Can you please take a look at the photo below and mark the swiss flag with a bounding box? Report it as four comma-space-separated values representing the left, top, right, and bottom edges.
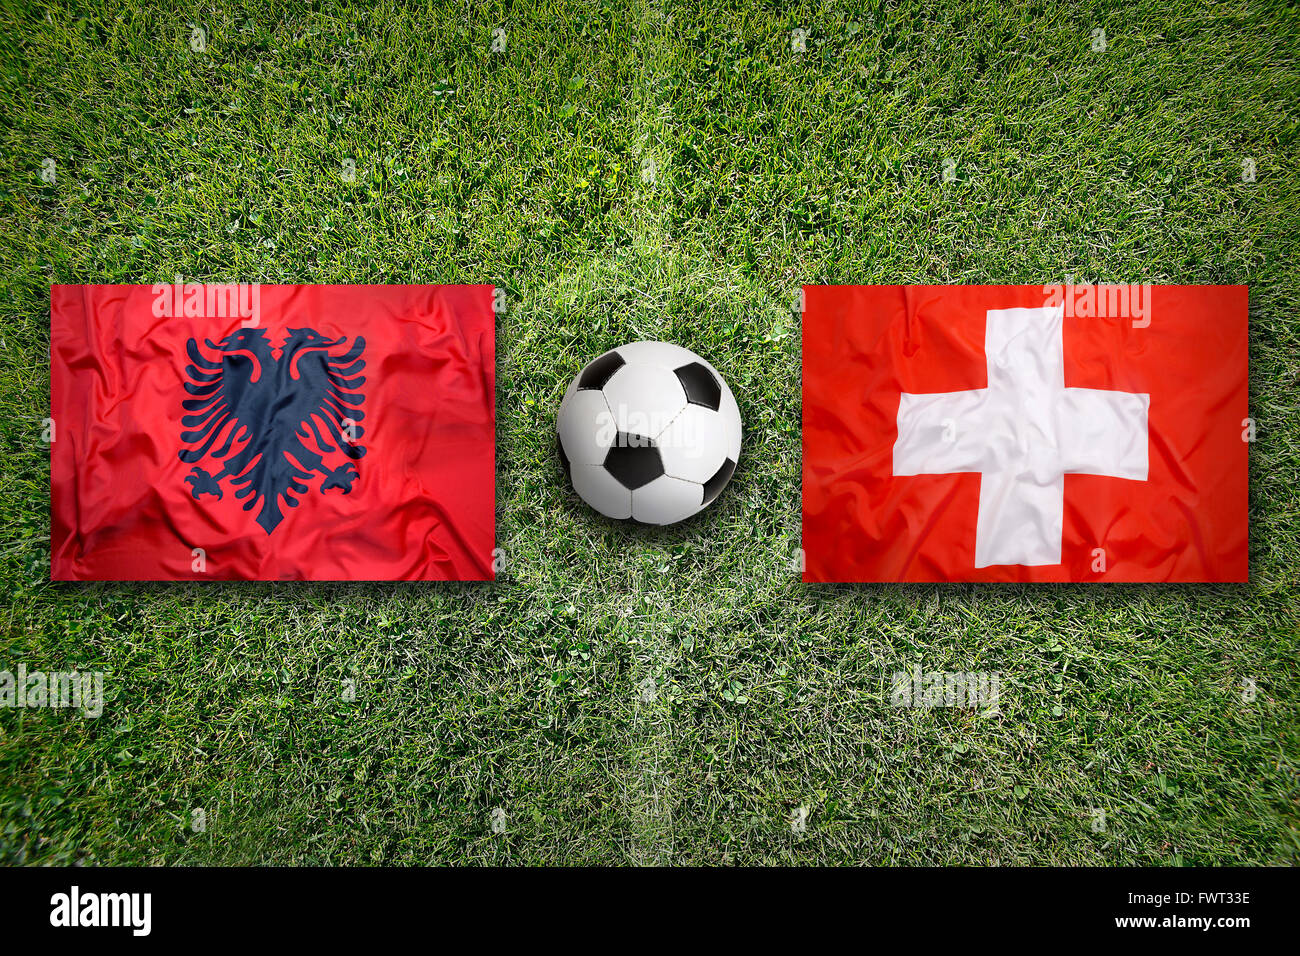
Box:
802, 285, 1249, 582
51, 284, 495, 581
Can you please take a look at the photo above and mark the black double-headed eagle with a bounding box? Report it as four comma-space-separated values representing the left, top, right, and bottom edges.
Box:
179, 327, 367, 534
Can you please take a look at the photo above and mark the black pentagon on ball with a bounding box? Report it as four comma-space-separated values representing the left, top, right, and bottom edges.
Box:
673, 362, 722, 411
577, 350, 625, 390
603, 433, 663, 490
702, 457, 736, 505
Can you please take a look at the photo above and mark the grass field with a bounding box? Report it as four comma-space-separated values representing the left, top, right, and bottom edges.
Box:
1, 0, 1298, 865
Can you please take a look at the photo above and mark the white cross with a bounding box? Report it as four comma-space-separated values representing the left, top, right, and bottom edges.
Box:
893, 305, 1149, 567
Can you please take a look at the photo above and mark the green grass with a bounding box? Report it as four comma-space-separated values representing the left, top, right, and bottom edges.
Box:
1, 0, 1298, 864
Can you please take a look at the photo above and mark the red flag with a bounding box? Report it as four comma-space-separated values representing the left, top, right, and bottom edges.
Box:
802, 285, 1248, 582
51, 284, 495, 580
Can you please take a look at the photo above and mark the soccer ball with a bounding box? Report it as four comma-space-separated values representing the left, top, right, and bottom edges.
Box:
557, 341, 742, 525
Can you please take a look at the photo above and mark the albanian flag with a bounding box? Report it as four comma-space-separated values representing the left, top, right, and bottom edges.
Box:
802, 285, 1249, 582
51, 284, 495, 580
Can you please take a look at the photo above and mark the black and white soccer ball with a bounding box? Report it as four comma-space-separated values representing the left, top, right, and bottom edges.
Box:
557, 341, 742, 524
